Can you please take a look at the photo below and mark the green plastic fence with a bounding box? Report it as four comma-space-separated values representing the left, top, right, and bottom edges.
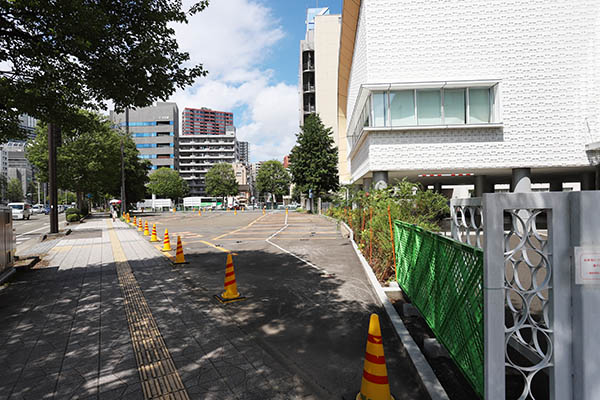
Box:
394, 220, 484, 398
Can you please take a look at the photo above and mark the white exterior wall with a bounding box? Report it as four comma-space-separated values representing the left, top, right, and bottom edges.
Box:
346, 0, 600, 181
314, 15, 341, 146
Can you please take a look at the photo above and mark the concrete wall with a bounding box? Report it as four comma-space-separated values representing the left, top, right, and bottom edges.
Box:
345, 0, 600, 182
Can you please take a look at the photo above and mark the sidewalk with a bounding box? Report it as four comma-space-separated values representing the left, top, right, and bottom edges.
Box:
0, 219, 320, 400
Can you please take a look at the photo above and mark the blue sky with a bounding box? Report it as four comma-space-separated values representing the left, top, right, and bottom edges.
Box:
169, 0, 342, 163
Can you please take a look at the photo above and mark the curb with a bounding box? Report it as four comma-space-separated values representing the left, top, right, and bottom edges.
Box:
339, 220, 449, 400
0, 268, 16, 285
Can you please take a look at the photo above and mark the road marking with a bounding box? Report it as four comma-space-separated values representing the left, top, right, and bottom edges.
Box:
107, 220, 189, 400
266, 225, 330, 275
199, 240, 235, 254
212, 213, 269, 240
17, 220, 68, 237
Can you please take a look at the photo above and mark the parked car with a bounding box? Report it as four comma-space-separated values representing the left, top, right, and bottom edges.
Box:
8, 202, 32, 220
32, 204, 46, 214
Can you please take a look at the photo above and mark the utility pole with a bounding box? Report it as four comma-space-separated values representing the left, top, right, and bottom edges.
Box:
48, 123, 59, 233
121, 108, 129, 216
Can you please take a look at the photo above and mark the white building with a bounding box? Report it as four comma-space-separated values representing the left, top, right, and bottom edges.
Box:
178, 125, 239, 196
338, 0, 600, 192
299, 8, 344, 178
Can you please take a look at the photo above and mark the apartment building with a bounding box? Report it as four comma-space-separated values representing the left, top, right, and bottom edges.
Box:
178, 125, 239, 196
110, 102, 179, 171
238, 141, 249, 164
338, 0, 600, 191
182, 107, 233, 135
299, 7, 343, 177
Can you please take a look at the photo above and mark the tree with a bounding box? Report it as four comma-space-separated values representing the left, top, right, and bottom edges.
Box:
7, 178, 23, 202
26, 112, 151, 208
0, 0, 208, 140
147, 168, 189, 200
0, 174, 7, 201
205, 163, 238, 205
289, 114, 339, 202
256, 161, 290, 203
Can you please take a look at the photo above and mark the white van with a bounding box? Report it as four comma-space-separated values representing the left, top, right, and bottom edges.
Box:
8, 202, 32, 220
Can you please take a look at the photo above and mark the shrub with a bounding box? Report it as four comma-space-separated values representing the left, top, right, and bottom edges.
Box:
66, 213, 81, 222
65, 207, 81, 216
329, 179, 449, 282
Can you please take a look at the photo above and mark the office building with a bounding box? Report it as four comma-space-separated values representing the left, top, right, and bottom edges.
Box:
238, 141, 249, 164
299, 7, 343, 177
178, 125, 239, 196
3, 142, 33, 199
338, 0, 600, 191
110, 102, 179, 171
182, 107, 233, 135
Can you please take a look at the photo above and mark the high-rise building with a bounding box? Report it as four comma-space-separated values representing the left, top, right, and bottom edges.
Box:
110, 102, 179, 171
178, 125, 239, 196
3, 142, 33, 200
182, 107, 233, 135
338, 0, 600, 191
238, 141, 249, 164
299, 7, 342, 175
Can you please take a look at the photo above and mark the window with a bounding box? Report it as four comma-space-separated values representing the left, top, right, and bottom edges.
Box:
417, 90, 441, 125
444, 89, 466, 124
372, 92, 387, 126
390, 91, 415, 126
469, 88, 490, 123
136, 143, 156, 148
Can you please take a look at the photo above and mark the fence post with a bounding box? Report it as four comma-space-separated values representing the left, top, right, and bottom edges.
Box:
388, 204, 396, 270
482, 194, 505, 400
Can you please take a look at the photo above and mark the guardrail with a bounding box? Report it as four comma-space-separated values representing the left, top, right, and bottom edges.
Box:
394, 220, 484, 397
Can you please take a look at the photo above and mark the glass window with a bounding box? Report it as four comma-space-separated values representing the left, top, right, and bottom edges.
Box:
469, 88, 490, 123
417, 90, 442, 125
371, 92, 387, 127
444, 89, 465, 124
390, 91, 415, 126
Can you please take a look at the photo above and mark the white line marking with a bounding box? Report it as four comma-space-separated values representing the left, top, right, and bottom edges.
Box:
265, 223, 330, 275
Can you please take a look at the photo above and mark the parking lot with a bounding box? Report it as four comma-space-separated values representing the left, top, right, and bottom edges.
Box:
129, 209, 428, 399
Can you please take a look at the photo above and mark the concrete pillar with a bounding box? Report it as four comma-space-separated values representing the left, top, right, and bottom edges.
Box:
474, 175, 490, 197
511, 168, 531, 193
550, 180, 563, 192
581, 172, 595, 191
363, 177, 373, 192
372, 171, 389, 190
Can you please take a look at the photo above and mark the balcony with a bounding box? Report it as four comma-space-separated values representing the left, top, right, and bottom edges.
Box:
303, 83, 315, 93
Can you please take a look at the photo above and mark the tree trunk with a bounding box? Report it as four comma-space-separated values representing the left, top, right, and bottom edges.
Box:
76, 191, 84, 210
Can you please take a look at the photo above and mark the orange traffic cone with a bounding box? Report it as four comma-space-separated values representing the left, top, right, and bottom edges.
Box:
198, 209, 201, 216
161, 229, 172, 251
126, 213, 130, 223
173, 236, 188, 264
132, 215, 136, 226
143, 221, 149, 236
137, 218, 143, 231
262, 207, 265, 215
214, 253, 245, 304
234, 209, 237, 216
150, 223, 159, 242
356, 314, 394, 400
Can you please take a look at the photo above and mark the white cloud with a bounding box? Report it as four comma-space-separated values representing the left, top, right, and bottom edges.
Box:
169, 0, 299, 162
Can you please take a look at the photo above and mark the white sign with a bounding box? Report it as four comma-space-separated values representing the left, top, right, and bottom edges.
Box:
574, 247, 600, 285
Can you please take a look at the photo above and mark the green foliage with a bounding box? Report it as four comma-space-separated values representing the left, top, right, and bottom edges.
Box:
146, 168, 188, 200
205, 163, 238, 198
26, 112, 151, 207
7, 178, 23, 202
66, 213, 81, 222
289, 114, 339, 198
59, 192, 77, 205
65, 208, 80, 216
327, 180, 449, 281
256, 160, 290, 201
0, 0, 208, 141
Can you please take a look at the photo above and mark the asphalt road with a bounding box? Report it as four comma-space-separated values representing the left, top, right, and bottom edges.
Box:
131, 209, 429, 399
13, 213, 67, 255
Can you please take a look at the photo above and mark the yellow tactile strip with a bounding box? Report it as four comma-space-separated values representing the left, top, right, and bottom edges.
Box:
107, 221, 190, 400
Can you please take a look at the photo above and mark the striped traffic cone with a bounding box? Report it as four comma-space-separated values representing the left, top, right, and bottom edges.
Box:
198, 209, 201, 216
262, 207, 266, 215
137, 218, 143, 232
150, 224, 159, 242
161, 229, 172, 252
126, 213, 130, 223
143, 221, 149, 236
234, 209, 237, 216
356, 314, 394, 400
173, 236, 188, 264
132, 215, 137, 226
214, 253, 245, 304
